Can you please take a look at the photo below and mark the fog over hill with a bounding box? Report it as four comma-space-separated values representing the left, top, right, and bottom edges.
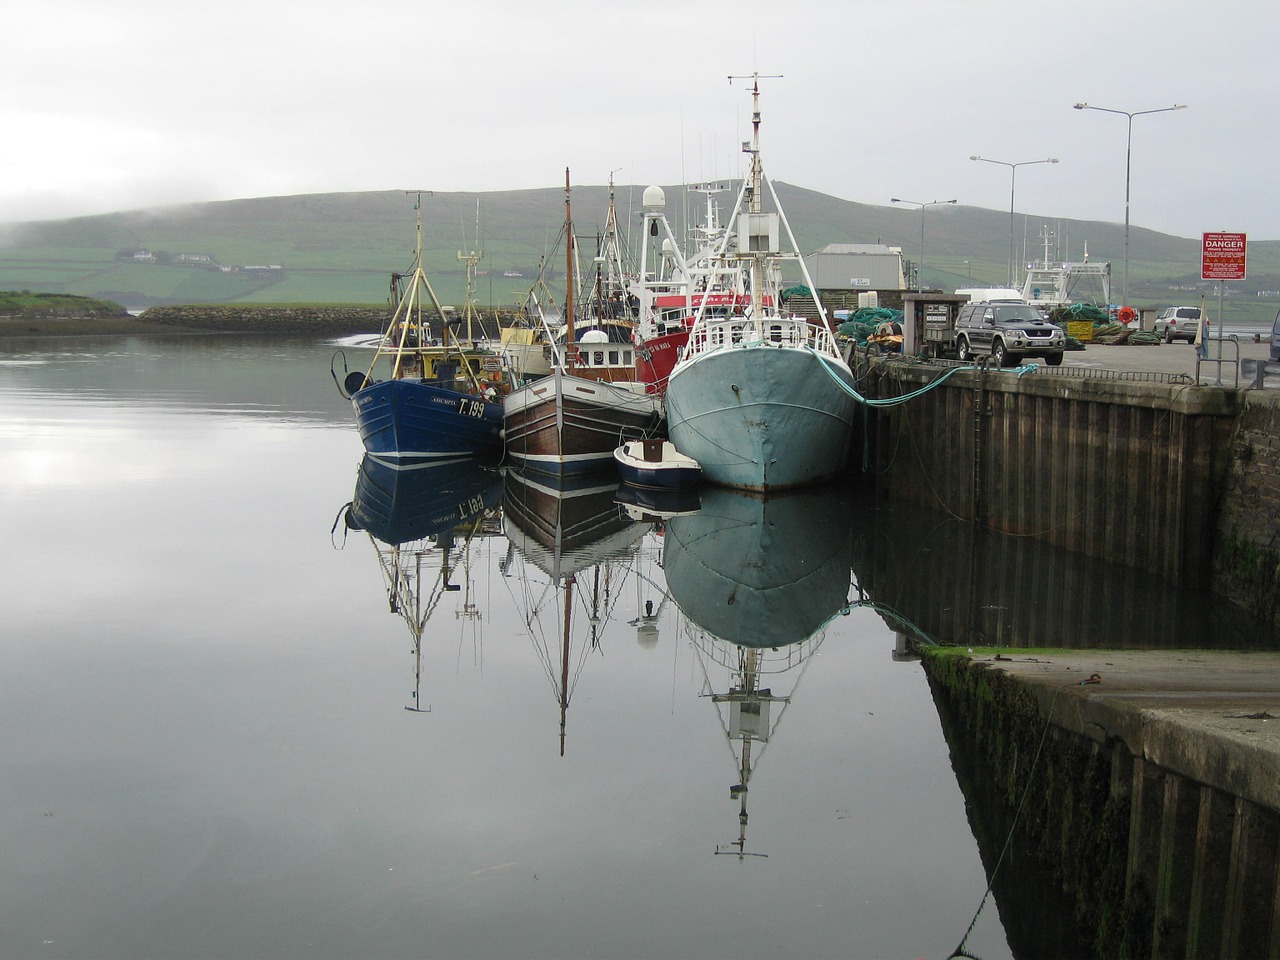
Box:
2, 186, 1276, 317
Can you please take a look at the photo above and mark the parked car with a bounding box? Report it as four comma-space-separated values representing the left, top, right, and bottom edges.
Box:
954, 300, 1065, 367
1153, 306, 1202, 343
1272, 308, 1280, 362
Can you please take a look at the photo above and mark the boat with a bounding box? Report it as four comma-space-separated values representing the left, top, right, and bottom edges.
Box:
662, 76, 859, 491
338, 194, 508, 467
340, 455, 504, 711
565, 174, 644, 386
613, 438, 701, 490
631, 182, 745, 396
1019, 227, 1112, 314
501, 468, 649, 753
503, 171, 662, 477
504, 178, 642, 390
662, 484, 855, 859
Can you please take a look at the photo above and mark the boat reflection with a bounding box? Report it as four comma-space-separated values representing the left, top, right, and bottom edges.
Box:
663, 485, 856, 858
343, 456, 504, 710
613, 481, 701, 524
501, 469, 650, 754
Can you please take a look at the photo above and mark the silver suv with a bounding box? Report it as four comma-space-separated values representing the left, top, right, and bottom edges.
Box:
955, 301, 1065, 367
1153, 306, 1201, 343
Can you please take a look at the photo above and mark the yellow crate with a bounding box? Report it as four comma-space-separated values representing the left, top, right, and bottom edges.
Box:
1067, 320, 1094, 342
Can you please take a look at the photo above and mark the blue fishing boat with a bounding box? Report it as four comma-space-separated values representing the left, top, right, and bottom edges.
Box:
339, 195, 508, 467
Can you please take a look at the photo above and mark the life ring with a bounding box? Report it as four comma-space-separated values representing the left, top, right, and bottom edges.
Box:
1117, 306, 1136, 325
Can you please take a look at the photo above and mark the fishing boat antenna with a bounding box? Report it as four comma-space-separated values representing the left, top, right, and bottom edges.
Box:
563, 168, 576, 374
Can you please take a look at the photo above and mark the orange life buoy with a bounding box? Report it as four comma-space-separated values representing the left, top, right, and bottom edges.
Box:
1117, 306, 1136, 325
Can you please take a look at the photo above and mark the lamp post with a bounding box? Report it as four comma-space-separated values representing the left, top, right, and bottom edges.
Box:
968, 156, 1058, 289
890, 197, 957, 292
1072, 102, 1187, 311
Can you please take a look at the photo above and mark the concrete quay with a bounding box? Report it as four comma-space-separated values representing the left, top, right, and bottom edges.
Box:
925, 648, 1280, 957
961, 649, 1280, 814
1061, 338, 1275, 384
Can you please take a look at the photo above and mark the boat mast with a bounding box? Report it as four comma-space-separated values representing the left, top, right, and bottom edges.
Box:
564, 168, 576, 374
560, 574, 573, 757
711, 645, 779, 860
457, 199, 483, 347
734, 74, 770, 330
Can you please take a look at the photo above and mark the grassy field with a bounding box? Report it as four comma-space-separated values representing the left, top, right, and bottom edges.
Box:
3, 185, 1278, 322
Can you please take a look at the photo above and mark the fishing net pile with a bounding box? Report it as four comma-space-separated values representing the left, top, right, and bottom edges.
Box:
1049, 303, 1110, 324
1049, 303, 1160, 346
838, 307, 904, 349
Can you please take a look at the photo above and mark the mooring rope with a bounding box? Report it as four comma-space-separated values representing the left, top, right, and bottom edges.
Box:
810, 347, 1041, 407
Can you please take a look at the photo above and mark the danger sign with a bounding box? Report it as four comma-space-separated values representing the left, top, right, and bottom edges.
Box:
1202, 232, 1247, 280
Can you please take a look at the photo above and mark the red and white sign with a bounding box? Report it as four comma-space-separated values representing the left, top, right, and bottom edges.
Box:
1202, 231, 1247, 281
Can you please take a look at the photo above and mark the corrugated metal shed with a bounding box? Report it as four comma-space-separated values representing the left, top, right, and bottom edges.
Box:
804, 243, 907, 291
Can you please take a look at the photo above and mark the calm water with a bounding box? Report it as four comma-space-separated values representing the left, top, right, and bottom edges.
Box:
1, 335, 1268, 960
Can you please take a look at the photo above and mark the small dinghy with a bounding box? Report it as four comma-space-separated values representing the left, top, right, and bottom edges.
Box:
613, 438, 701, 491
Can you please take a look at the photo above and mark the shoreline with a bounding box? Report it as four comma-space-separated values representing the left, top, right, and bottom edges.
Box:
0, 308, 387, 340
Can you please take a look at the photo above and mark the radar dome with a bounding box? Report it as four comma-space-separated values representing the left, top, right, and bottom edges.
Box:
642, 185, 666, 211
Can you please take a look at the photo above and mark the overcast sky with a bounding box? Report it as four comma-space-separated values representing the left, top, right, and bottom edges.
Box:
3, 0, 1275, 240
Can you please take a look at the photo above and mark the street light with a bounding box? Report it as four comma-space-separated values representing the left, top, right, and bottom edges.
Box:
969, 156, 1058, 288
1072, 102, 1187, 310
890, 197, 957, 291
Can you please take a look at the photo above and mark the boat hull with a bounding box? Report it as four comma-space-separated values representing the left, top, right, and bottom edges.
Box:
613, 439, 701, 490
504, 369, 662, 477
664, 344, 857, 491
352, 378, 504, 466
635, 328, 688, 395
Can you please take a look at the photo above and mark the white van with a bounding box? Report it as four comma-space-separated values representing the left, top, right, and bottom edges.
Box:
954, 287, 1026, 304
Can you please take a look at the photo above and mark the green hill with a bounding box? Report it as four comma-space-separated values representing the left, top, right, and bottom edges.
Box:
2, 185, 1278, 323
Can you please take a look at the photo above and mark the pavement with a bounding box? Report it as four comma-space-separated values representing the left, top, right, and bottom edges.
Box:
968, 650, 1280, 812
1060, 337, 1277, 386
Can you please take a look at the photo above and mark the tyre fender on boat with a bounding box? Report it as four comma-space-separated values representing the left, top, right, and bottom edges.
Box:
344, 371, 371, 395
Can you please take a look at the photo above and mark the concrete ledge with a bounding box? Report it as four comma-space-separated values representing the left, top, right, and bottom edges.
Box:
960, 650, 1280, 814
860, 354, 1244, 416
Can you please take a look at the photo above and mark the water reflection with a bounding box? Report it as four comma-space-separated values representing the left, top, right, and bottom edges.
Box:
340, 456, 504, 710
664, 486, 855, 649
500, 470, 649, 754
848, 499, 1278, 650
21, 335, 1280, 958
664, 487, 857, 860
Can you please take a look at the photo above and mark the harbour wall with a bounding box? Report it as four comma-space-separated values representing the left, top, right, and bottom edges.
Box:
923, 651, 1280, 959
852, 355, 1280, 627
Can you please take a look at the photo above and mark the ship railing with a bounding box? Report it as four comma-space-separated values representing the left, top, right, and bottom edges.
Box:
685, 316, 838, 360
